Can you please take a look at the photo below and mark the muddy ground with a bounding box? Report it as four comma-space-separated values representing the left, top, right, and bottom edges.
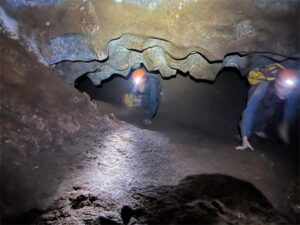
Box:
0, 34, 299, 225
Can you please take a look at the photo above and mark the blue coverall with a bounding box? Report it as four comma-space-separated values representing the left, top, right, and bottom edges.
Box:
141, 73, 161, 119
131, 72, 161, 119
240, 80, 299, 137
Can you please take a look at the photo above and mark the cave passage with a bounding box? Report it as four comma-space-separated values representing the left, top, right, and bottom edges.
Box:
75, 69, 300, 218
1, 34, 299, 224
1, 0, 300, 223
76, 70, 248, 140
76, 69, 299, 149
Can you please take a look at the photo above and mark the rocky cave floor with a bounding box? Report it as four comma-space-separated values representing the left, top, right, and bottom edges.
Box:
1, 34, 300, 225
8, 113, 300, 225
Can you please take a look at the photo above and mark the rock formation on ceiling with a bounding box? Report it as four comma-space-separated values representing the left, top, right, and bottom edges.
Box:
1, 0, 299, 85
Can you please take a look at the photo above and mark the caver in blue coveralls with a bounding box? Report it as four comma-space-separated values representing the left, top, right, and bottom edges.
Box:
141, 73, 161, 119
131, 72, 161, 119
240, 80, 299, 138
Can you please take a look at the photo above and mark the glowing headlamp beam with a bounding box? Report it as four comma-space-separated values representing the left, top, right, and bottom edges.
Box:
284, 79, 295, 87
134, 77, 141, 85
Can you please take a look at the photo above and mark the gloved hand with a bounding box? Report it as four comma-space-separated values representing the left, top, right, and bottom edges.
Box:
235, 136, 254, 151
278, 122, 290, 144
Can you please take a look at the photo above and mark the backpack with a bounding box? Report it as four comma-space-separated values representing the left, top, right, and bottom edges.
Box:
247, 63, 285, 85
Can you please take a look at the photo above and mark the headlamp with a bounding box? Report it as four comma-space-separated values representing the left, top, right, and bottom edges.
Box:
279, 69, 298, 89
134, 77, 141, 85
284, 78, 296, 87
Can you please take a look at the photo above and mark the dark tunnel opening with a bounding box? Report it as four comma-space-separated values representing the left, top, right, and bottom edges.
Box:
75, 69, 248, 138
75, 68, 299, 153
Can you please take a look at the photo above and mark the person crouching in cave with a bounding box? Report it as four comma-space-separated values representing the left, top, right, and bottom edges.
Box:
129, 66, 161, 125
236, 64, 299, 151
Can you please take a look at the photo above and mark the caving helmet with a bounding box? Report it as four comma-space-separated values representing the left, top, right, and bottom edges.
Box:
132, 67, 146, 86
275, 69, 298, 99
278, 69, 298, 88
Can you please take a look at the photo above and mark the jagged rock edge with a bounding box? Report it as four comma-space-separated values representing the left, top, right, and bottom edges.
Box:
107, 33, 218, 62
54, 37, 222, 84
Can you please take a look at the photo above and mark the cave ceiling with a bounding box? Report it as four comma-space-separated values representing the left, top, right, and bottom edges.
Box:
1, 0, 299, 84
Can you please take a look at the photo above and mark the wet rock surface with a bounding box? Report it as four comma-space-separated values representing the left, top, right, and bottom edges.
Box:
0, 34, 299, 224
